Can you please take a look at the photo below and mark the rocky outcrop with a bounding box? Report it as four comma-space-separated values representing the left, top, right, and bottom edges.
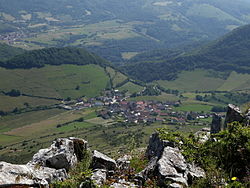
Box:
0, 161, 67, 187
0, 137, 88, 187
139, 133, 205, 188
116, 155, 132, 169
146, 132, 176, 159
90, 169, 107, 186
211, 113, 222, 134
91, 150, 117, 171
110, 179, 138, 188
223, 104, 250, 128
28, 137, 88, 171
194, 128, 210, 143
224, 104, 244, 129
0, 133, 208, 188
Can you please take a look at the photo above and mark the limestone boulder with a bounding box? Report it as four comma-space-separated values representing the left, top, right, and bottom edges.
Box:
110, 179, 138, 188
28, 137, 88, 171
0, 161, 67, 187
91, 150, 117, 171
146, 132, 176, 159
90, 169, 107, 187
224, 104, 244, 128
157, 147, 188, 187
117, 155, 132, 169
194, 128, 210, 143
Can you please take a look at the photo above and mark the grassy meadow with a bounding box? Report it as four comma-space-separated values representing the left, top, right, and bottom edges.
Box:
156, 69, 250, 92
0, 64, 110, 99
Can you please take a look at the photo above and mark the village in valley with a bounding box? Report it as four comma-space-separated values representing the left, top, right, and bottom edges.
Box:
60, 89, 214, 128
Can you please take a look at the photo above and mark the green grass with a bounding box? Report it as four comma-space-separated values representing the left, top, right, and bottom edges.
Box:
218, 71, 250, 91
0, 94, 59, 112
129, 93, 179, 102
0, 108, 209, 164
110, 70, 128, 87
0, 134, 21, 144
156, 69, 225, 92
156, 69, 250, 92
56, 121, 94, 132
14, 20, 141, 50
0, 109, 65, 134
0, 64, 110, 99
121, 52, 139, 60
182, 92, 212, 99
118, 82, 143, 94
186, 4, 241, 23
175, 103, 213, 112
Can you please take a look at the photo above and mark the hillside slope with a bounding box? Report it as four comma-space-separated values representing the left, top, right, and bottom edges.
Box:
0, 43, 25, 61
122, 24, 250, 82
0, 45, 143, 100
1, 0, 250, 61
1, 47, 109, 69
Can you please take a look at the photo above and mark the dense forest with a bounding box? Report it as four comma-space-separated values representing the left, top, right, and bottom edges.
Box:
0, 47, 109, 69
0, 43, 25, 61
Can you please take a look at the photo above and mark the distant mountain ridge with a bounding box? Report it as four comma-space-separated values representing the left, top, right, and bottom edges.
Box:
122, 24, 250, 82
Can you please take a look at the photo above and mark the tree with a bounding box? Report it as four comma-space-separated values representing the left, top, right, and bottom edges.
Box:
211, 106, 226, 112
6, 89, 21, 97
196, 95, 203, 101
75, 85, 80, 90
65, 97, 71, 101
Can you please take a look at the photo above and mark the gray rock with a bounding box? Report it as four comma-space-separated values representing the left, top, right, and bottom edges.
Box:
28, 137, 88, 171
211, 113, 222, 134
194, 128, 210, 143
117, 155, 132, 169
91, 169, 107, 187
224, 104, 244, 129
110, 179, 138, 188
136, 156, 157, 180
186, 163, 206, 181
157, 147, 188, 186
146, 132, 176, 159
0, 161, 67, 187
91, 150, 117, 170
169, 183, 183, 188
140, 133, 206, 187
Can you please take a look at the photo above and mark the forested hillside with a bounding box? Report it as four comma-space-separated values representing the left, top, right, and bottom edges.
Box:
0, 47, 109, 69
0, 43, 25, 61
122, 24, 250, 82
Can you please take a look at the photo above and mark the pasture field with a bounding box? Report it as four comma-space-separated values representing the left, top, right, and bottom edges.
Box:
118, 82, 143, 94
129, 93, 179, 102
14, 20, 143, 50
0, 94, 59, 112
121, 52, 139, 60
0, 64, 110, 99
156, 69, 250, 92
175, 103, 213, 113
